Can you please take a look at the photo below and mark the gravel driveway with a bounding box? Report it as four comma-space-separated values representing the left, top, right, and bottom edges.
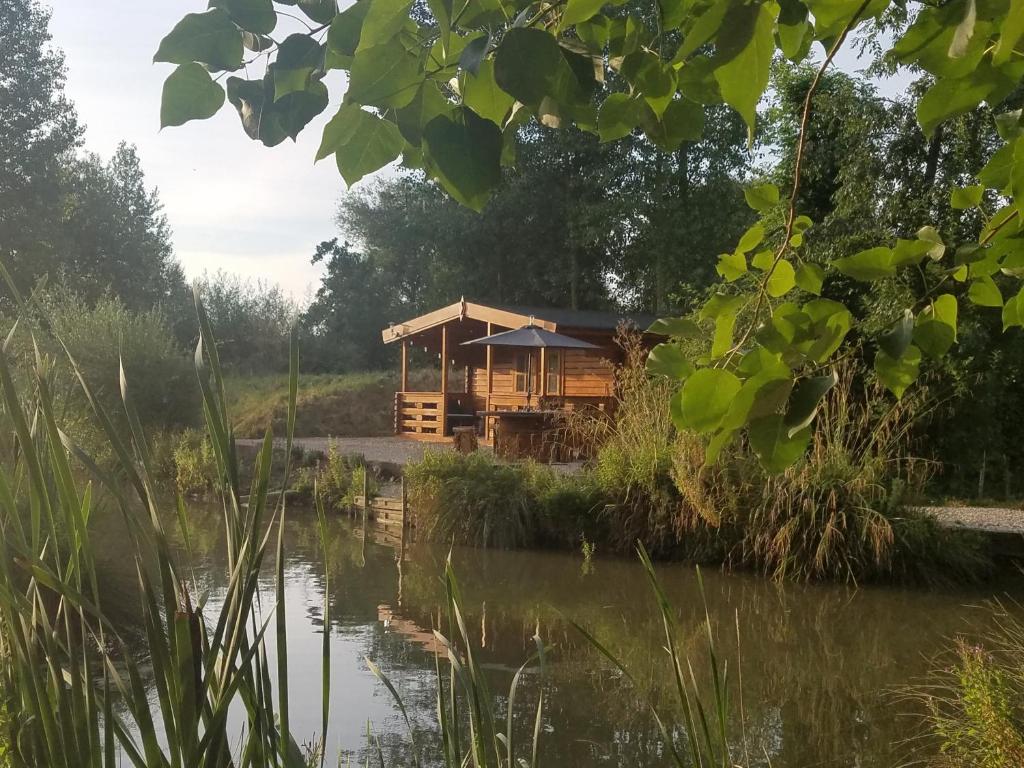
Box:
923, 506, 1024, 535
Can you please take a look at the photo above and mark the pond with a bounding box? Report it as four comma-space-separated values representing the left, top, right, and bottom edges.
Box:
92, 505, 1020, 767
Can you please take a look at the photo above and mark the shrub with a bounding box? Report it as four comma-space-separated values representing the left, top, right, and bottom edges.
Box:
290, 443, 375, 512
173, 428, 217, 495
922, 609, 1024, 768
405, 451, 605, 549
729, 364, 990, 583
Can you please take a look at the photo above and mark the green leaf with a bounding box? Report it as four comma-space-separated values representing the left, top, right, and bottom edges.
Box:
463, 60, 514, 126
1002, 286, 1024, 329
422, 107, 502, 211
357, 0, 412, 51
916, 225, 946, 260
917, 59, 1022, 139
154, 9, 243, 71
874, 345, 921, 399
833, 246, 894, 281
748, 414, 811, 473
721, 366, 792, 431
298, 0, 338, 24
209, 0, 276, 34
495, 28, 584, 107
716, 251, 747, 281
598, 93, 641, 142
890, 238, 934, 267
646, 343, 695, 379
227, 75, 288, 145
327, 0, 370, 63
347, 40, 422, 108
737, 223, 764, 253
951, 184, 985, 209
160, 63, 226, 128
879, 309, 914, 359
743, 183, 779, 212
328, 106, 404, 185
712, 2, 776, 142
647, 316, 702, 337
559, 0, 607, 30
458, 34, 489, 75
967, 274, 1004, 307
395, 81, 452, 146
994, 0, 1024, 64
766, 258, 796, 297
784, 370, 837, 436
677, 368, 742, 433
640, 98, 704, 150
914, 294, 958, 358
795, 263, 824, 294
801, 299, 852, 362
273, 34, 323, 100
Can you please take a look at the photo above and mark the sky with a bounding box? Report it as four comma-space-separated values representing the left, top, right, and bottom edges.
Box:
46, 2, 908, 302
48, 1, 363, 301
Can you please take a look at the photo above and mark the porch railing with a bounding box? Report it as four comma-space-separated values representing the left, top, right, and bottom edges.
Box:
394, 392, 444, 437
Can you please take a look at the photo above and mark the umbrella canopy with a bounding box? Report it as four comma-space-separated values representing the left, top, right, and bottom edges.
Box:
461, 324, 598, 349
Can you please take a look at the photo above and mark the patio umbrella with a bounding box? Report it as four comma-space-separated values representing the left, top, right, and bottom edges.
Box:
461, 323, 598, 402
460, 324, 599, 350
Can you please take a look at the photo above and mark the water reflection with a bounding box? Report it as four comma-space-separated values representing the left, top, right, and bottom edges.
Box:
91, 504, 1020, 767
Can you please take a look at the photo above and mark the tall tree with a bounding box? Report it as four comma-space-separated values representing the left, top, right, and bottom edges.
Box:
0, 0, 82, 289
62, 143, 185, 309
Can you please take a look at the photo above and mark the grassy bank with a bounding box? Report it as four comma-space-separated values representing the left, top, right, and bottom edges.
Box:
225, 368, 434, 438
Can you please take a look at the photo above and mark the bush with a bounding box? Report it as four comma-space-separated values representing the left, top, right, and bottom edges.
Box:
563, 333, 991, 583
290, 443, 375, 512
405, 451, 605, 549
173, 429, 217, 495
922, 608, 1024, 768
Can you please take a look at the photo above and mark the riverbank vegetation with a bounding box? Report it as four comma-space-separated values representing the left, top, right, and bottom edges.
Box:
406, 332, 991, 584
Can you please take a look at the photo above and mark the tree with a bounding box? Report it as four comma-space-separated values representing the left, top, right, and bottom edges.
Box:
154, 0, 1024, 472
0, 0, 82, 289
301, 238, 397, 371
194, 271, 298, 374
61, 143, 185, 310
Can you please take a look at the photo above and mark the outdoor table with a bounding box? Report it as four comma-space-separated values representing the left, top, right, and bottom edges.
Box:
477, 410, 562, 461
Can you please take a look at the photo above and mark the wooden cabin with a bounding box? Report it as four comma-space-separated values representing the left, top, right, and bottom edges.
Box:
382, 299, 655, 442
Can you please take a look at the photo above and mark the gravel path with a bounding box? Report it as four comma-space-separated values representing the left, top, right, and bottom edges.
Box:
922, 506, 1024, 535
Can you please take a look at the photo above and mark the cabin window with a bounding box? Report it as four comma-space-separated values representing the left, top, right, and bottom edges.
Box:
512, 351, 537, 393
545, 350, 561, 395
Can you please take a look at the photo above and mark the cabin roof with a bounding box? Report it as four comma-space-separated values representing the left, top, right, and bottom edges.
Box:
382, 299, 656, 344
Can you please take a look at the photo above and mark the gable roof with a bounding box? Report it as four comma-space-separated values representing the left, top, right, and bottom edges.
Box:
381, 299, 655, 344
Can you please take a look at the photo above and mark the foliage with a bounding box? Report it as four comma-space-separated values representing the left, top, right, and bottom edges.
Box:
922, 608, 1024, 768
290, 443, 377, 511
194, 270, 299, 374
405, 450, 605, 549
300, 238, 399, 372
173, 428, 219, 494
155, 0, 1024, 474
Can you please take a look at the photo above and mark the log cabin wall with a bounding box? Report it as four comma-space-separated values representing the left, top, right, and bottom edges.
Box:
562, 347, 616, 397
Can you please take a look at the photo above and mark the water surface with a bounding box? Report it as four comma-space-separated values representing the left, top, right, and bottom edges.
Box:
93, 506, 1019, 767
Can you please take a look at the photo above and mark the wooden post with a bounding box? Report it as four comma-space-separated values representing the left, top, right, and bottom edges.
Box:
440, 324, 448, 435
400, 474, 408, 559
400, 340, 408, 392
485, 322, 493, 439
539, 347, 547, 397
362, 468, 369, 526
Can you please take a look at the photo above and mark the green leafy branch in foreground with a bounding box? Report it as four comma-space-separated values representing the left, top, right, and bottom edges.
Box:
152, 0, 1024, 471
